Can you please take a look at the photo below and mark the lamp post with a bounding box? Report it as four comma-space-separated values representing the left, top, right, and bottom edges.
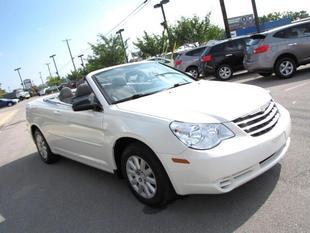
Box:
154, 0, 171, 49
14, 67, 25, 89
219, 0, 231, 38
49, 54, 60, 78
45, 63, 52, 77
116, 29, 128, 63
251, 0, 260, 33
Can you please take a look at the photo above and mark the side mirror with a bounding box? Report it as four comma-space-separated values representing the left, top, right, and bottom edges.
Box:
72, 94, 102, 112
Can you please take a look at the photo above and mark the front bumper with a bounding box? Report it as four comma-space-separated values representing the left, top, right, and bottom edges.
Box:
159, 103, 291, 195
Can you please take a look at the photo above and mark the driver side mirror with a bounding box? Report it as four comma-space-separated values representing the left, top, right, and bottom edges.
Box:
72, 93, 102, 112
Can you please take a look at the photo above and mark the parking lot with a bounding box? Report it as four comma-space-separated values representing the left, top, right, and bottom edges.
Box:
0, 67, 310, 233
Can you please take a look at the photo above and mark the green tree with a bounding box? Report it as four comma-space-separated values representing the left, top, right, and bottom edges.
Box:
170, 14, 224, 47
46, 76, 63, 86
134, 14, 224, 57
0, 88, 5, 97
133, 32, 165, 58
86, 35, 127, 72
259, 11, 309, 23
66, 68, 85, 81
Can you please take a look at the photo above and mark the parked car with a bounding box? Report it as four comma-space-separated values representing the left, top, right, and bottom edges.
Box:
44, 86, 60, 95
15, 90, 30, 100
244, 20, 310, 78
0, 98, 19, 108
200, 36, 250, 80
26, 61, 291, 207
174, 46, 207, 79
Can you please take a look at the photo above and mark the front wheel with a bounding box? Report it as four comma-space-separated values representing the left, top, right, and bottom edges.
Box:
7, 102, 13, 107
275, 57, 296, 79
186, 67, 199, 79
121, 143, 176, 207
216, 64, 233, 80
34, 130, 59, 164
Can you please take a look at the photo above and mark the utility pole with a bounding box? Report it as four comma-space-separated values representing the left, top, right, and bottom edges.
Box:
251, 0, 260, 33
39, 72, 44, 85
45, 63, 52, 77
219, 0, 231, 38
154, 0, 171, 50
78, 54, 85, 68
14, 67, 25, 89
116, 29, 128, 63
63, 38, 77, 72
49, 54, 60, 78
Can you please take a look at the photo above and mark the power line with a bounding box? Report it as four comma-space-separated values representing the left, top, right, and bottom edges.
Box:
104, 0, 150, 36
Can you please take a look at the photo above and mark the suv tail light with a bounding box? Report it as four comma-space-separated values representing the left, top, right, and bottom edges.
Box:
254, 44, 269, 54
201, 55, 212, 62
175, 59, 182, 65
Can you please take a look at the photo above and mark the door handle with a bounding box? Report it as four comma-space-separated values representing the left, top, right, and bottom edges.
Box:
225, 54, 233, 57
53, 110, 62, 116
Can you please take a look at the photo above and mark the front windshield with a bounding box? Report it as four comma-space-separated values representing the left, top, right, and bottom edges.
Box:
93, 62, 194, 104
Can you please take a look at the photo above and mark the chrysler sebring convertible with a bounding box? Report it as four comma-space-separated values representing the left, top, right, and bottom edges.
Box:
26, 62, 291, 206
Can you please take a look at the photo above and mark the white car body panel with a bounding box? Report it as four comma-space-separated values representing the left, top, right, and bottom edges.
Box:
26, 62, 291, 196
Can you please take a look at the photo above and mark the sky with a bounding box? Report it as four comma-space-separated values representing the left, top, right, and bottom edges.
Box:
0, 0, 309, 91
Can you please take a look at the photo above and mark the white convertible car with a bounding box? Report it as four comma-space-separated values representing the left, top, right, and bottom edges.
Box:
26, 62, 291, 206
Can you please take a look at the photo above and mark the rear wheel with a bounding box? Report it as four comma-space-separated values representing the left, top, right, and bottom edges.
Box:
34, 129, 59, 164
121, 143, 176, 207
216, 64, 233, 80
275, 57, 296, 79
7, 102, 13, 107
186, 66, 199, 79
259, 72, 272, 77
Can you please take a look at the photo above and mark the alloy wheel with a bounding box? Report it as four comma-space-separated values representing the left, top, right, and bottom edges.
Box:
36, 133, 48, 160
279, 60, 294, 77
219, 66, 232, 80
126, 155, 157, 199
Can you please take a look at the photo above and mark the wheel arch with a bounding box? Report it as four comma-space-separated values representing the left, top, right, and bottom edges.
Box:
274, 53, 298, 68
30, 124, 42, 141
113, 137, 156, 177
185, 65, 198, 72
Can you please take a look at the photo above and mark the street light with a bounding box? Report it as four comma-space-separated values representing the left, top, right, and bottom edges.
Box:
45, 63, 52, 77
154, 0, 171, 50
116, 29, 128, 63
14, 67, 25, 89
49, 54, 60, 78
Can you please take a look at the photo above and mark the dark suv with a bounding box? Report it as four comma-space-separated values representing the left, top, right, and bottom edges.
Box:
200, 36, 250, 80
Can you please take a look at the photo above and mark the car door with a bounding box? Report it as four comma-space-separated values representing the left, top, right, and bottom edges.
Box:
219, 40, 242, 70
295, 23, 310, 64
0, 100, 5, 107
52, 103, 110, 170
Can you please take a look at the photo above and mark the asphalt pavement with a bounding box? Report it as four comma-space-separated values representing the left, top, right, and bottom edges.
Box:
0, 67, 310, 233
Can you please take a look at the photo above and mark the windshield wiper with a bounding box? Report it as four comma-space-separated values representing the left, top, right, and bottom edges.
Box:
113, 91, 160, 104
167, 82, 191, 90
155, 72, 181, 76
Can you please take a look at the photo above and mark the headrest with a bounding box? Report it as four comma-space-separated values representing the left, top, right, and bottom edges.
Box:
59, 87, 73, 100
111, 76, 127, 87
75, 83, 92, 97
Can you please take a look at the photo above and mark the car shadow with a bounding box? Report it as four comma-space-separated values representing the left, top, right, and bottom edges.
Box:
0, 153, 281, 233
241, 67, 310, 89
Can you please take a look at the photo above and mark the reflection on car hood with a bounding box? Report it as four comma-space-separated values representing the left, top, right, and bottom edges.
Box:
116, 80, 271, 123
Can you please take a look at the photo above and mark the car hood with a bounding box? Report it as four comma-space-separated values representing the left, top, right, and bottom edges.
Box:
116, 80, 271, 123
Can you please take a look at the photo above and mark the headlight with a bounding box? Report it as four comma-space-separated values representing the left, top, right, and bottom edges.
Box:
170, 121, 235, 150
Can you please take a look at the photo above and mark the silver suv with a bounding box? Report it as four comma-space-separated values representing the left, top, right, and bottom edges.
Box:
244, 20, 310, 78
174, 46, 207, 79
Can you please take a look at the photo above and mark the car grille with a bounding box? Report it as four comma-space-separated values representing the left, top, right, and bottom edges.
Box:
233, 100, 280, 137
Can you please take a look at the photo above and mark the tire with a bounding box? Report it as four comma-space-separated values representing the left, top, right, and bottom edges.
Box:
34, 129, 59, 164
121, 142, 176, 207
259, 72, 272, 77
275, 57, 296, 79
186, 66, 199, 80
7, 102, 13, 107
216, 64, 233, 80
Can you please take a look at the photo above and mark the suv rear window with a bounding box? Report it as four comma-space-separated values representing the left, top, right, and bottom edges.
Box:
185, 47, 206, 56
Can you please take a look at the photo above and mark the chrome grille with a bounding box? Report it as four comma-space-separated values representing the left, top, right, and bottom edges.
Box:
233, 101, 280, 137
